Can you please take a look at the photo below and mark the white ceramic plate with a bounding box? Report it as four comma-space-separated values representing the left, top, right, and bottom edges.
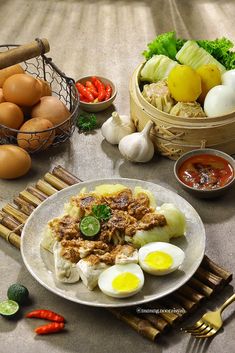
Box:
21, 178, 206, 307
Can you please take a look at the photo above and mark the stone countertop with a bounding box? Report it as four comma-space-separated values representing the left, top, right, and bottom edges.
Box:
0, 1, 235, 352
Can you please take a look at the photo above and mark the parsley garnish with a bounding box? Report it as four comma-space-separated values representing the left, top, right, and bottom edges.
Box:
92, 204, 112, 221
77, 113, 97, 132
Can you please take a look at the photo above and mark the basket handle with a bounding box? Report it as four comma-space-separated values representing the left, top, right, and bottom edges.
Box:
0, 38, 50, 69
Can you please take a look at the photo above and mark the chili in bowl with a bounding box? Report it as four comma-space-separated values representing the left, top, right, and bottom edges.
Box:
76, 75, 117, 112
174, 149, 235, 198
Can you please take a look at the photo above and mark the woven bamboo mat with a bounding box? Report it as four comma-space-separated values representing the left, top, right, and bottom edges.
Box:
0, 165, 233, 341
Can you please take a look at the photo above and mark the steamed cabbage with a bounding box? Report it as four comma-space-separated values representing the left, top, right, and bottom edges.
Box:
128, 203, 186, 248
140, 54, 178, 82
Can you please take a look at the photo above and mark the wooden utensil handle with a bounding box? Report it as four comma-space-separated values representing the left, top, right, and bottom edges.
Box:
0, 38, 50, 69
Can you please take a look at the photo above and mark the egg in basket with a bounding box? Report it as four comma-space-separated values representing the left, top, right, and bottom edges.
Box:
0, 38, 79, 153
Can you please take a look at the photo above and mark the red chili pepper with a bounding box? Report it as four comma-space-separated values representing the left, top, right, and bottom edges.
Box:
91, 76, 106, 102
76, 82, 94, 102
85, 81, 98, 98
105, 84, 112, 100
35, 322, 65, 335
80, 94, 90, 103
26, 309, 65, 323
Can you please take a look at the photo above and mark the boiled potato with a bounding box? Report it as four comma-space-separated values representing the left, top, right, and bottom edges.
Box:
94, 184, 129, 196
168, 65, 201, 102
17, 117, 55, 152
0, 145, 31, 179
197, 64, 221, 103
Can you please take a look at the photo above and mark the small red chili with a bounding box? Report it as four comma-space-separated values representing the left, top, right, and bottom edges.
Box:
35, 322, 65, 335
105, 84, 112, 100
26, 309, 65, 323
76, 82, 94, 102
91, 76, 106, 102
86, 81, 98, 98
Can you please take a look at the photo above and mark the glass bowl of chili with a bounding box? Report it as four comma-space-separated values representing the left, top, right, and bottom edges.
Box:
75, 75, 117, 112
174, 148, 235, 198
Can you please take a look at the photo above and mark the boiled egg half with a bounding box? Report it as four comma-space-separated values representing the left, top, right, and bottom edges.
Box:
98, 263, 144, 298
138, 242, 185, 276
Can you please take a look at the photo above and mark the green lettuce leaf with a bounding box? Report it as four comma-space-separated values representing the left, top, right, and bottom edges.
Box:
143, 32, 235, 70
143, 31, 178, 60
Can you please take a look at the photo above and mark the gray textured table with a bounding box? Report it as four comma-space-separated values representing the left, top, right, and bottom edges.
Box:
0, 1, 235, 352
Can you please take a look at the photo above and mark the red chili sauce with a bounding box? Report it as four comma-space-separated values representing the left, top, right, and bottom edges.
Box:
178, 154, 234, 190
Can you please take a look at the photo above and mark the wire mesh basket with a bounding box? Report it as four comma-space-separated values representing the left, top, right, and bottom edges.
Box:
0, 38, 79, 153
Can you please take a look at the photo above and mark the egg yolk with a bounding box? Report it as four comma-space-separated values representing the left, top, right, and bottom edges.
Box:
112, 272, 140, 292
144, 251, 173, 270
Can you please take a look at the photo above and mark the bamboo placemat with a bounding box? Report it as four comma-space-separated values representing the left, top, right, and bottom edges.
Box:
0, 165, 233, 341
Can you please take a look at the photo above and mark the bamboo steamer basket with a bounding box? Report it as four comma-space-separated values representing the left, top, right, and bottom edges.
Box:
130, 63, 235, 160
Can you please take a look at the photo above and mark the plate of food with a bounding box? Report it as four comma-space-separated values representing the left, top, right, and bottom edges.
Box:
21, 178, 205, 307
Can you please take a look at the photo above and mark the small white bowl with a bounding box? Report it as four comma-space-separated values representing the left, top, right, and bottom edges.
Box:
76, 76, 117, 112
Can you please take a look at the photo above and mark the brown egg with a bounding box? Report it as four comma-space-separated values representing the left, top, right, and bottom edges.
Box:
0, 64, 25, 88
17, 117, 55, 152
0, 88, 5, 103
37, 78, 52, 97
31, 96, 70, 127
0, 145, 31, 179
0, 102, 24, 131
3, 73, 42, 106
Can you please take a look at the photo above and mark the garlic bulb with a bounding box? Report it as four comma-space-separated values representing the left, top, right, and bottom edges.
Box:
118, 121, 155, 163
101, 111, 136, 145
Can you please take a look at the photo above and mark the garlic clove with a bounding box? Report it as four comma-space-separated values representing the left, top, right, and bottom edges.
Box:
101, 111, 136, 145
118, 120, 155, 163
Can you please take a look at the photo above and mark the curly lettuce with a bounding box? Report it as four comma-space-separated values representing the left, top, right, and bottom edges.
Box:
143, 31, 235, 70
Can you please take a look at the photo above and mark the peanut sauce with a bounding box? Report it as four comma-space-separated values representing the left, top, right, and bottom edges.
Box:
178, 154, 234, 190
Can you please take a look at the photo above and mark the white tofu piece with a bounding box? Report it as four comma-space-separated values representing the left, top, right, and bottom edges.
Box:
53, 242, 80, 283
114, 245, 139, 265
77, 258, 109, 290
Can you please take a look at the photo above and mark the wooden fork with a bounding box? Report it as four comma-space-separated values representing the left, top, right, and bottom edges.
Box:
182, 293, 235, 338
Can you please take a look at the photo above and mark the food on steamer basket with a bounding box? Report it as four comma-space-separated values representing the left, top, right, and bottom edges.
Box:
0, 64, 25, 87
0, 145, 31, 179
168, 65, 202, 102
140, 32, 235, 118
142, 80, 175, 113
196, 64, 221, 103
31, 96, 70, 127
138, 242, 185, 276
170, 102, 206, 118
0, 102, 24, 132
17, 117, 55, 152
204, 85, 235, 117
140, 55, 178, 82
3, 73, 42, 106
41, 184, 186, 297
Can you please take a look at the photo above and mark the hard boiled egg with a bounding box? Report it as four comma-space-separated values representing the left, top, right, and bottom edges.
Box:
138, 242, 185, 276
98, 263, 144, 298
204, 85, 235, 117
0, 145, 31, 179
222, 69, 235, 90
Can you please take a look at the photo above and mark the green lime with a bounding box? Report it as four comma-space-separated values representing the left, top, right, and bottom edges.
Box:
0, 299, 19, 316
7, 283, 29, 304
80, 216, 100, 237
